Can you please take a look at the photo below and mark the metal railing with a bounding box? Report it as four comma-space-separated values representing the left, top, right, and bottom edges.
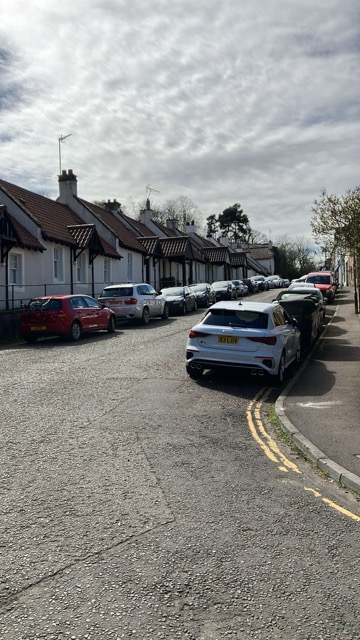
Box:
0, 282, 110, 311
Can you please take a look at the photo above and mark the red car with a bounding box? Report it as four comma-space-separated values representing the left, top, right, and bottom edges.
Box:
305, 272, 336, 303
21, 294, 117, 343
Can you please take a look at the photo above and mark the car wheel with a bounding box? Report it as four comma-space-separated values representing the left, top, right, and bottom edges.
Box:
24, 334, 38, 344
141, 307, 150, 325
193, 299, 198, 311
186, 363, 204, 378
107, 315, 116, 333
161, 303, 169, 320
182, 302, 187, 315
275, 352, 285, 385
70, 321, 82, 341
295, 343, 301, 364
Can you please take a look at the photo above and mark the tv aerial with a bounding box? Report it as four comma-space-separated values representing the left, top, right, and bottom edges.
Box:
58, 133, 72, 173
146, 184, 160, 198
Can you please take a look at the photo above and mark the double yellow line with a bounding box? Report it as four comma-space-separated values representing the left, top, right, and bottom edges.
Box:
246, 388, 360, 522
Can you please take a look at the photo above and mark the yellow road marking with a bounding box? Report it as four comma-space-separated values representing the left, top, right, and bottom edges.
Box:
246, 389, 359, 522
305, 488, 360, 522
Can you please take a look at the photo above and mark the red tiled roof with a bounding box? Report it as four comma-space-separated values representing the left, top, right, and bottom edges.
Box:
201, 246, 230, 264
159, 236, 193, 259
247, 247, 273, 260
6, 213, 45, 251
79, 199, 146, 254
189, 238, 206, 262
0, 179, 81, 246
121, 213, 152, 237
67, 224, 121, 259
67, 224, 95, 248
137, 236, 161, 255
152, 220, 177, 237
229, 252, 246, 267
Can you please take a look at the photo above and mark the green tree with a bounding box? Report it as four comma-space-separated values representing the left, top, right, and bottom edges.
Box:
206, 214, 219, 237
217, 203, 251, 243
311, 186, 360, 311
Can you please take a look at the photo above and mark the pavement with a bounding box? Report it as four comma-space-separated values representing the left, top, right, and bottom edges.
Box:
275, 286, 360, 495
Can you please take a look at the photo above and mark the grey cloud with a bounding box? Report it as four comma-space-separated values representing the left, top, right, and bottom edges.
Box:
0, 0, 359, 238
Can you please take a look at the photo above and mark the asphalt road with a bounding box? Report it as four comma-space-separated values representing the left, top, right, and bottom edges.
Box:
1, 304, 359, 640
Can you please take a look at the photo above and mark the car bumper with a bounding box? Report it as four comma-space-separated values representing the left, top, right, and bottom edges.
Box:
186, 349, 278, 375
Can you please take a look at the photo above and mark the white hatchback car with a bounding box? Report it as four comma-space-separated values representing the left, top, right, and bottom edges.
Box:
186, 300, 301, 384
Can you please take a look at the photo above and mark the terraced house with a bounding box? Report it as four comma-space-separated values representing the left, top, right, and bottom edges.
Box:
1, 170, 271, 317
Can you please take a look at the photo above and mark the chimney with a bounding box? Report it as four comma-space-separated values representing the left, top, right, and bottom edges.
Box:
139, 202, 153, 226
104, 199, 121, 213
166, 217, 178, 231
58, 169, 78, 204
185, 220, 196, 234
219, 235, 229, 247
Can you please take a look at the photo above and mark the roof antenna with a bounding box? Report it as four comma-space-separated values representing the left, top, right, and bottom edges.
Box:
58, 134, 72, 173
146, 184, 160, 208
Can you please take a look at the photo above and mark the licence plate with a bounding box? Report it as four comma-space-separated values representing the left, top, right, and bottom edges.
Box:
109, 299, 120, 304
30, 325, 46, 331
218, 336, 238, 344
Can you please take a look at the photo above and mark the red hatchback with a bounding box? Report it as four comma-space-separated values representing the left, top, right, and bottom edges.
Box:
21, 294, 117, 343
305, 272, 336, 303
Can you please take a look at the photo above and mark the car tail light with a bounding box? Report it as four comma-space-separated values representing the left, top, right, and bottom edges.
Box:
189, 329, 210, 338
124, 298, 138, 305
248, 336, 277, 345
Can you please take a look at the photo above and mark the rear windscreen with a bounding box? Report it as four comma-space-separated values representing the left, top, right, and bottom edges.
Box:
307, 275, 330, 284
29, 298, 62, 310
101, 287, 133, 297
203, 309, 268, 328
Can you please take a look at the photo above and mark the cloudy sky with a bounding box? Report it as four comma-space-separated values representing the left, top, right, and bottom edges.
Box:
1, 0, 359, 241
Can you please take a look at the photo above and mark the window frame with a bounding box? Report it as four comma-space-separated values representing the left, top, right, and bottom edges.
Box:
53, 246, 64, 282
9, 251, 24, 288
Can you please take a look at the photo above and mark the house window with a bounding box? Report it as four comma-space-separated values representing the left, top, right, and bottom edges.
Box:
127, 253, 133, 281
76, 253, 86, 283
9, 252, 23, 286
54, 247, 64, 281
104, 258, 111, 283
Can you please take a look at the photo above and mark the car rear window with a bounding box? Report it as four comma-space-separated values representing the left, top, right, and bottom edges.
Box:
203, 309, 268, 328
29, 298, 62, 310
101, 287, 133, 297
307, 275, 331, 284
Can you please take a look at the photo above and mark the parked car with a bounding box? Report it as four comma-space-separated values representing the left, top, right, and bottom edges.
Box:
290, 276, 308, 285
265, 275, 283, 288
160, 286, 197, 315
305, 272, 336, 303
242, 282, 249, 296
185, 300, 301, 384
251, 275, 269, 291
242, 278, 259, 294
98, 283, 169, 324
189, 283, 216, 308
281, 286, 326, 319
21, 294, 117, 343
288, 281, 316, 290
274, 289, 325, 351
231, 279, 245, 298
212, 280, 237, 300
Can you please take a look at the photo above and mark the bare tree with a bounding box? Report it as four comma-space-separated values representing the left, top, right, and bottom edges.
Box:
162, 196, 204, 231
274, 235, 319, 281
246, 229, 268, 244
